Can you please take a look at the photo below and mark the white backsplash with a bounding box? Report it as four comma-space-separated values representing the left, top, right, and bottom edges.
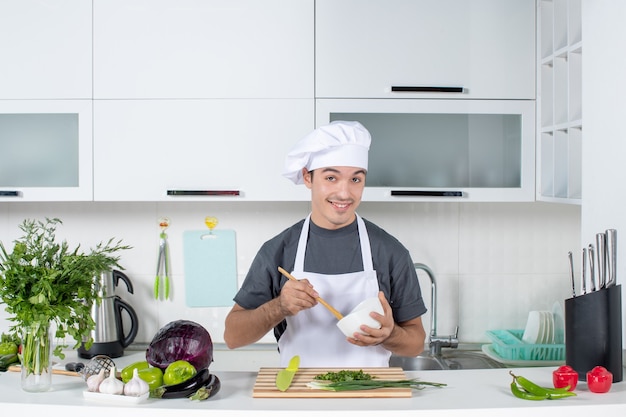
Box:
0, 201, 580, 349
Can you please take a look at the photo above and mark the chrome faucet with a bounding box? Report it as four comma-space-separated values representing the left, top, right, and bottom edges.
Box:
414, 263, 459, 356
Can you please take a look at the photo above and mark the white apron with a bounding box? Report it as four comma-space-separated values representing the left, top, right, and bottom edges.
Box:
277, 214, 391, 367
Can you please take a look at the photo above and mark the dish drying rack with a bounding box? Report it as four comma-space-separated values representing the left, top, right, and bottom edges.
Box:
486, 329, 565, 362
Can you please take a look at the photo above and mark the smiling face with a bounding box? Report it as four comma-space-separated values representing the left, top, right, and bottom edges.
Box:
302, 166, 366, 230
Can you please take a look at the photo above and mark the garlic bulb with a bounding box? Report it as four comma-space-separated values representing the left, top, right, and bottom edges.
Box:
86, 368, 106, 392
123, 368, 150, 397
98, 366, 125, 395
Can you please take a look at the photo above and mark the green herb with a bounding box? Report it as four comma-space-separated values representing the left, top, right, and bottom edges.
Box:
307, 379, 447, 391
314, 369, 374, 382
0, 218, 131, 359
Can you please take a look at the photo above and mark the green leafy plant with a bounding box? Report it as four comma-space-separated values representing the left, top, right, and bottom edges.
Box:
0, 218, 131, 362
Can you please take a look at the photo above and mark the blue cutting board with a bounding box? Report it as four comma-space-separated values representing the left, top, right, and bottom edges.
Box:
183, 229, 237, 307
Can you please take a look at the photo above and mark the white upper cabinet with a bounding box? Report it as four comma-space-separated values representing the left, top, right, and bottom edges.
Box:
93, 0, 314, 99
93, 99, 313, 201
316, 0, 536, 100
0, 0, 92, 99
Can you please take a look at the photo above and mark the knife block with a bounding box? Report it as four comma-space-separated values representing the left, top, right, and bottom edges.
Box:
564, 284, 622, 382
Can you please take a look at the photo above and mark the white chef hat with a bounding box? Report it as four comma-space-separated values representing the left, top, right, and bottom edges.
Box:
283, 120, 371, 184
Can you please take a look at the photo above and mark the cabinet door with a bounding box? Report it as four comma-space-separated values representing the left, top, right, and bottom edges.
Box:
0, 0, 91, 99
93, 0, 314, 99
316, 0, 535, 99
93, 99, 313, 201
0, 100, 93, 201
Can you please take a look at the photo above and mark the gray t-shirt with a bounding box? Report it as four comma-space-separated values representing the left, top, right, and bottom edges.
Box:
233, 217, 427, 342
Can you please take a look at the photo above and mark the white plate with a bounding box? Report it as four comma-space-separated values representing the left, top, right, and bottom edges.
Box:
83, 390, 149, 404
522, 311, 542, 344
552, 301, 565, 344
481, 344, 565, 367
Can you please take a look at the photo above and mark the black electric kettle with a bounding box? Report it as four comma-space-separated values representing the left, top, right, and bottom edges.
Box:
78, 270, 139, 359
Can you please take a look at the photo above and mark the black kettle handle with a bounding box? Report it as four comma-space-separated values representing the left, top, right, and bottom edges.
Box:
114, 297, 139, 348
113, 270, 134, 294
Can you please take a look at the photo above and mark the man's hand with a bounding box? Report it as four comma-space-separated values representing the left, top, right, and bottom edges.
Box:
278, 278, 320, 316
347, 291, 394, 346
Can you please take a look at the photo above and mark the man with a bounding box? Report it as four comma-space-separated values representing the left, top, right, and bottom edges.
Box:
224, 121, 427, 367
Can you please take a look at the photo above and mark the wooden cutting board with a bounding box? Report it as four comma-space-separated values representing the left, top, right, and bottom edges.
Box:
252, 367, 412, 398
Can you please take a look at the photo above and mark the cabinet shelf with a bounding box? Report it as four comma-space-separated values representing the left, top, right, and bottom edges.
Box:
537, 0, 582, 204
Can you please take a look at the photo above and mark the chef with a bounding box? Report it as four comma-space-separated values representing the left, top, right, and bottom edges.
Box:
224, 121, 427, 367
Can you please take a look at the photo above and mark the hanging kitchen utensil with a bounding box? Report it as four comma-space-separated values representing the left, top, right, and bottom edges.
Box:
154, 217, 171, 300
278, 267, 344, 320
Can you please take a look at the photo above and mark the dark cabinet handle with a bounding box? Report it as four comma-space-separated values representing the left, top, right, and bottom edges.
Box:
0, 191, 20, 197
391, 190, 463, 197
391, 86, 464, 93
167, 190, 240, 196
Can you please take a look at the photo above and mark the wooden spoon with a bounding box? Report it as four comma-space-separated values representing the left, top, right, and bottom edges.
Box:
278, 266, 344, 320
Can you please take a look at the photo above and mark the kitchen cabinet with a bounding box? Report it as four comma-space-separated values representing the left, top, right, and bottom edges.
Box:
0, 100, 93, 201
315, 0, 536, 100
0, 0, 91, 99
537, 0, 582, 204
93, 99, 313, 201
317, 99, 536, 202
93, 0, 313, 99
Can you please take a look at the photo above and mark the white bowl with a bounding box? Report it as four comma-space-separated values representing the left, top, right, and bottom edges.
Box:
336, 296, 384, 337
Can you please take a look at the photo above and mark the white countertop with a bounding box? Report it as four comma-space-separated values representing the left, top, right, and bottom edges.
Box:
2, 350, 626, 417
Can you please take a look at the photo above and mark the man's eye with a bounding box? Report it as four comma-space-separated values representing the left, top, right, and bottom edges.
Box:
352, 177, 362, 183
325, 176, 336, 181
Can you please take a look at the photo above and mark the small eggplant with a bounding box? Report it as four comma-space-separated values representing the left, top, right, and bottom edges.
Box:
151, 367, 211, 399
189, 374, 221, 401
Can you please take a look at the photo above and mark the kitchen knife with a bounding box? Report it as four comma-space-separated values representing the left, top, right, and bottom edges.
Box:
596, 233, 607, 289
276, 355, 300, 392
606, 229, 617, 287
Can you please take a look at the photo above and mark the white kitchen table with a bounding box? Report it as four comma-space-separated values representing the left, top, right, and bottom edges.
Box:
1, 350, 626, 417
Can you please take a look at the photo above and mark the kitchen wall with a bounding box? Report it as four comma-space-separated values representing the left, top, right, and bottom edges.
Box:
0, 200, 580, 350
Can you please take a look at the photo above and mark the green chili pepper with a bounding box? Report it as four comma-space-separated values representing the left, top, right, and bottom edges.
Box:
509, 371, 576, 400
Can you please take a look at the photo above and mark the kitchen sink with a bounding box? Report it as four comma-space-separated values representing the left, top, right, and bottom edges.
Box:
389, 349, 505, 371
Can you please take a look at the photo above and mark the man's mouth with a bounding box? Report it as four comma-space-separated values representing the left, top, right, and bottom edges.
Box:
330, 201, 351, 209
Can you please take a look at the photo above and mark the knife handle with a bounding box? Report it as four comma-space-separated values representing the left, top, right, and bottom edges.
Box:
588, 244, 596, 292
606, 229, 617, 287
596, 233, 607, 288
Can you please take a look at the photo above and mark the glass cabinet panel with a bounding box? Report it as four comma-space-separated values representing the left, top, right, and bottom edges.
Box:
317, 99, 535, 202
0, 114, 79, 187
330, 112, 522, 189
0, 100, 93, 201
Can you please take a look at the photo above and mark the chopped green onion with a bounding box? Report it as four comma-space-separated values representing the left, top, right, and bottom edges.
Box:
307, 379, 446, 391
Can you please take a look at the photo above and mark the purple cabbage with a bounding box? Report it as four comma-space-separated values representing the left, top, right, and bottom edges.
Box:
146, 320, 213, 371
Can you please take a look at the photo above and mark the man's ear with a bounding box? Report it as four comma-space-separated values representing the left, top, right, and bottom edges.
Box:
302, 168, 312, 188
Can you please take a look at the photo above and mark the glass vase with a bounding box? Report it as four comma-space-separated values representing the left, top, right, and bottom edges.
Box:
20, 321, 52, 392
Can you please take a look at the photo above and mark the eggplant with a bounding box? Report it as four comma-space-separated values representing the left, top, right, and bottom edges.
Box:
189, 374, 221, 401
151, 367, 211, 399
